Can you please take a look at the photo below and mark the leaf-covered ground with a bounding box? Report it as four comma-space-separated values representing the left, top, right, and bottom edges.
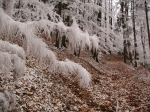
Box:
0, 46, 150, 112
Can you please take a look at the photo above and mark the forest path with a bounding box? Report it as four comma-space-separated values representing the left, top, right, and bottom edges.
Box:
52, 46, 150, 112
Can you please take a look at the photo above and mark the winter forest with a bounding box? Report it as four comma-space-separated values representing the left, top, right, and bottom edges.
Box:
0, 0, 150, 111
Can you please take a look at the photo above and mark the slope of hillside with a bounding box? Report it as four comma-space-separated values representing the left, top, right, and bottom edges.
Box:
0, 46, 150, 112
1, 0, 150, 112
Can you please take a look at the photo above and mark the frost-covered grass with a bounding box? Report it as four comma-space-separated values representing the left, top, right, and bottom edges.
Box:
0, 40, 25, 80
58, 59, 91, 88
0, 40, 25, 60
0, 87, 16, 112
0, 8, 91, 88
0, 51, 25, 80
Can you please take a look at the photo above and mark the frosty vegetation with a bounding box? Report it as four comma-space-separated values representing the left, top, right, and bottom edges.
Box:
0, 39, 25, 80
0, 0, 94, 88
0, 87, 16, 112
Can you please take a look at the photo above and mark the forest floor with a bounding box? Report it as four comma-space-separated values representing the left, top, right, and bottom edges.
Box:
1, 45, 150, 112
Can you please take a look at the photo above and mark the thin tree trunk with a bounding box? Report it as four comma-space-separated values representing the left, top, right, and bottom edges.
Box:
17, 0, 21, 9
78, 46, 81, 57
145, 1, 150, 49
125, 2, 132, 63
93, 48, 99, 62
121, 1, 127, 63
140, 23, 146, 66
132, 0, 137, 67
58, 2, 62, 16
55, 31, 60, 48
105, 0, 107, 53
61, 35, 67, 48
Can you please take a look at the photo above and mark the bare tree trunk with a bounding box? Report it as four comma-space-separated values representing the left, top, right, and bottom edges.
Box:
55, 2, 62, 48
105, 0, 107, 53
132, 0, 138, 67
128, 40, 133, 63
97, 11, 101, 26
58, 2, 62, 16
121, 1, 127, 63
125, 2, 133, 63
61, 35, 66, 48
74, 49, 77, 56
17, 0, 21, 9
93, 48, 99, 62
78, 46, 81, 57
140, 23, 146, 66
55, 31, 60, 48
145, 1, 150, 49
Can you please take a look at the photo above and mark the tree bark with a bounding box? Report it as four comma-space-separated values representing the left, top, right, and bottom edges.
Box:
61, 35, 67, 48
55, 31, 60, 48
140, 24, 146, 66
58, 2, 62, 16
132, 0, 138, 67
145, 1, 150, 49
17, 0, 21, 9
125, 2, 132, 63
93, 48, 99, 62
121, 1, 127, 63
